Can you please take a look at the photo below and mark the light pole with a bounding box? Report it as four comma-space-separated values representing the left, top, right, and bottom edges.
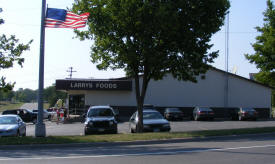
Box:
35, 0, 46, 137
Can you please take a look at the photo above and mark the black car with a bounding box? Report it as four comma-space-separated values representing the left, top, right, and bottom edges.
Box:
193, 107, 215, 121
84, 105, 118, 135
233, 107, 258, 121
164, 108, 184, 121
2, 109, 37, 124
129, 109, 171, 133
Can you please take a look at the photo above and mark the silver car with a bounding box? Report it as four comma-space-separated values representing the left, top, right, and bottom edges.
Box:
0, 115, 26, 137
129, 109, 171, 133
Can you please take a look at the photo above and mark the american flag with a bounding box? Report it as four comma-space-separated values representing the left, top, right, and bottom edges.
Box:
45, 8, 89, 29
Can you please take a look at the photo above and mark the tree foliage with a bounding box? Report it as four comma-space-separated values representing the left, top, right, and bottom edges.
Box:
44, 86, 67, 107
245, 0, 275, 106
245, 0, 275, 85
0, 85, 67, 105
0, 8, 32, 91
72, 0, 230, 132
13, 88, 36, 102
0, 89, 14, 101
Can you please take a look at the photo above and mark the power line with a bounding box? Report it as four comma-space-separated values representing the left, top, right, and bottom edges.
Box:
66, 67, 76, 79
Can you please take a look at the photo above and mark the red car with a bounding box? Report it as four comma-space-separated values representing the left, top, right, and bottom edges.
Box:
193, 107, 215, 121
237, 108, 258, 121
164, 108, 184, 121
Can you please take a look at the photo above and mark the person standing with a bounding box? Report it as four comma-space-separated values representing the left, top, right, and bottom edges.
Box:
56, 108, 60, 124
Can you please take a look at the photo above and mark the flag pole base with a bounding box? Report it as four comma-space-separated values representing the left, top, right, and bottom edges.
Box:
35, 123, 46, 137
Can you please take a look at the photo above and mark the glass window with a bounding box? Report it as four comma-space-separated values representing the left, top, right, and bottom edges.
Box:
242, 108, 255, 112
88, 108, 114, 117
143, 112, 163, 119
0, 117, 17, 124
167, 108, 181, 112
199, 108, 213, 112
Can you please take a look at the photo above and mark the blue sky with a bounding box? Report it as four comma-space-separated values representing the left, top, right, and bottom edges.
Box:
0, 0, 272, 90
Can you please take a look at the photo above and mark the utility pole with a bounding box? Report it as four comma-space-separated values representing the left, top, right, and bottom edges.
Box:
224, 12, 229, 108
67, 67, 76, 79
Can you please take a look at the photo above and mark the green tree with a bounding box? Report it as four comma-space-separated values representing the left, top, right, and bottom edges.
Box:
0, 89, 14, 101
44, 86, 67, 107
13, 88, 36, 102
72, 0, 230, 132
0, 8, 32, 91
245, 0, 275, 106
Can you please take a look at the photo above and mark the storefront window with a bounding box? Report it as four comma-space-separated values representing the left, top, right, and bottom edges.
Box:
69, 95, 85, 115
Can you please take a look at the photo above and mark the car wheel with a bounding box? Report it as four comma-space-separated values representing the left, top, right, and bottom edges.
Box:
22, 128, 26, 137
112, 129, 118, 134
48, 115, 51, 121
32, 118, 37, 124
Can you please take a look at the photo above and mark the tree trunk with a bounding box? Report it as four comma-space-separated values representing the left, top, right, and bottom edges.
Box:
134, 74, 143, 133
134, 67, 150, 133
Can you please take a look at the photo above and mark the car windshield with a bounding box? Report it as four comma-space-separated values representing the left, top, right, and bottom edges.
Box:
0, 117, 17, 124
24, 109, 32, 113
199, 108, 212, 111
167, 108, 180, 112
242, 108, 255, 112
143, 112, 164, 119
88, 108, 114, 117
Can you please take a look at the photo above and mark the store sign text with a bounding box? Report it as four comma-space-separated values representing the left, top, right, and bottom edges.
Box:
56, 80, 132, 91
70, 82, 118, 89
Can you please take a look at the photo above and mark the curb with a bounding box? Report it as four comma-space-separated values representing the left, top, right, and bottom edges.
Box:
1, 132, 275, 150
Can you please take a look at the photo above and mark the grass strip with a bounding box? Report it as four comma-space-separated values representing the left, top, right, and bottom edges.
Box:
0, 102, 24, 113
1, 126, 275, 145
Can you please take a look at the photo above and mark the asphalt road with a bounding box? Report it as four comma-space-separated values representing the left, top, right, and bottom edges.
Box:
1, 133, 275, 164
26, 119, 275, 136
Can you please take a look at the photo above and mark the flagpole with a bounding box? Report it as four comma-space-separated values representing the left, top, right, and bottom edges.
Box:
35, 0, 46, 137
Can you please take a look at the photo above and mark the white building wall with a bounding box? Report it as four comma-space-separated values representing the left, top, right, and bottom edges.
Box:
143, 69, 271, 108
144, 70, 226, 107
82, 90, 136, 106
69, 69, 271, 108
228, 76, 271, 108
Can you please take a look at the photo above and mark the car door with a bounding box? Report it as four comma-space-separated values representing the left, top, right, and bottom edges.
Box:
17, 109, 27, 122
23, 109, 33, 122
16, 117, 25, 135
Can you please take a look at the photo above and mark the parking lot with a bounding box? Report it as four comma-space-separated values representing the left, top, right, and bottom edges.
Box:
26, 120, 275, 136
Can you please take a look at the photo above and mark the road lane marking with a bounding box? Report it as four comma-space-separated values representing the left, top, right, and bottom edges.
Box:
1, 144, 275, 161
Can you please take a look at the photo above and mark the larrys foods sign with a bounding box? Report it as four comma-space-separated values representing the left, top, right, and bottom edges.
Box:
56, 80, 132, 91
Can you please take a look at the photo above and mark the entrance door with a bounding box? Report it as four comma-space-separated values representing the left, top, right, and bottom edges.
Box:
69, 95, 85, 115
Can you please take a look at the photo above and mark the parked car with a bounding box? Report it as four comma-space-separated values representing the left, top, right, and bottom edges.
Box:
0, 115, 26, 137
129, 109, 171, 133
143, 104, 155, 109
164, 108, 184, 121
234, 107, 258, 121
2, 109, 37, 124
193, 107, 215, 121
46, 108, 57, 119
84, 105, 118, 135
32, 109, 51, 120
112, 108, 120, 122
